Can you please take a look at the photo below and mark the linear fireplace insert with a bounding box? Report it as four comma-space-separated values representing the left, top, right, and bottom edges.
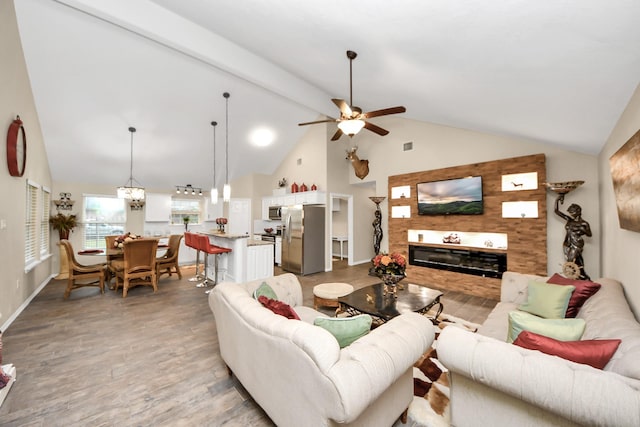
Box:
409, 245, 507, 278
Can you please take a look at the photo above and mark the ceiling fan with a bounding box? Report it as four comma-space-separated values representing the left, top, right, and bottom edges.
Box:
298, 50, 406, 141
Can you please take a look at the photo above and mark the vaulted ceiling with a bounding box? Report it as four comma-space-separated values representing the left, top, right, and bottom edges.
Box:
14, 0, 640, 192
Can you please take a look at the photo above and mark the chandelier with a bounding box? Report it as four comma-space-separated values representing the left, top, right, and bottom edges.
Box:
117, 127, 145, 206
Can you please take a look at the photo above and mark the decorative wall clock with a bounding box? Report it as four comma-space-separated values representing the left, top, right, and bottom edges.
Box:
6, 115, 26, 177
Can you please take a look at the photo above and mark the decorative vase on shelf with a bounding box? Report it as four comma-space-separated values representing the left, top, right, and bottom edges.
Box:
311, 183, 317, 191
300, 183, 308, 192
291, 182, 299, 193
379, 274, 405, 298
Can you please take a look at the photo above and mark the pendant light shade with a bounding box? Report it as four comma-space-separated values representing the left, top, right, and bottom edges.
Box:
223, 92, 231, 203
210, 121, 218, 204
337, 119, 365, 136
117, 126, 145, 208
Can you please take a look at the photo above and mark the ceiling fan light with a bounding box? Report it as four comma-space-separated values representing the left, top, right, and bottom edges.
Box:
338, 119, 365, 136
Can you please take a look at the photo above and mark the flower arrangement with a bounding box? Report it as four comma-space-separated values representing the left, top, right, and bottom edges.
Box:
114, 232, 140, 248
372, 252, 407, 277
215, 217, 228, 233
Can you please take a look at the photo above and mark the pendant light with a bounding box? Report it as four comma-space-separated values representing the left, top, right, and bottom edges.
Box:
117, 126, 145, 208
223, 92, 231, 202
210, 121, 219, 204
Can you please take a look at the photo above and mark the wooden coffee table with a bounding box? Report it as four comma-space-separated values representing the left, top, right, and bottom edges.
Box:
338, 282, 444, 327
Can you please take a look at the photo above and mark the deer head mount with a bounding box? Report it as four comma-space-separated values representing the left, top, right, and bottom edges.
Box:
346, 147, 369, 180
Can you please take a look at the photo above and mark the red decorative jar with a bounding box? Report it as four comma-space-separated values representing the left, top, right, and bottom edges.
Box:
300, 183, 308, 192
291, 182, 299, 193
311, 184, 317, 191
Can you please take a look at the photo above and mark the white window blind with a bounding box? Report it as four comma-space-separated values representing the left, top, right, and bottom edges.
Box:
25, 181, 39, 264
83, 195, 126, 249
171, 198, 202, 225
40, 187, 51, 256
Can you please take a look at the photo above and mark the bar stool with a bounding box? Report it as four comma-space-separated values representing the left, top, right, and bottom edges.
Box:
184, 232, 203, 284
195, 234, 232, 291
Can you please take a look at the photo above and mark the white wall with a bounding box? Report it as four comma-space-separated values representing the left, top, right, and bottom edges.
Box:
599, 82, 640, 318
332, 114, 600, 278
1, 0, 53, 330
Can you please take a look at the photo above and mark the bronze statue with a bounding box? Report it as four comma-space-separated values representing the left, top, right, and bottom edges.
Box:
373, 209, 383, 255
554, 197, 592, 280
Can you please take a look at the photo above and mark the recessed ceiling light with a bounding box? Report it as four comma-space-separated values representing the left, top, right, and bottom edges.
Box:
250, 128, 275, 147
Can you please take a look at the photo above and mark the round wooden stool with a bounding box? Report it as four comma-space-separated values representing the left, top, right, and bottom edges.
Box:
313, 282, 354, 310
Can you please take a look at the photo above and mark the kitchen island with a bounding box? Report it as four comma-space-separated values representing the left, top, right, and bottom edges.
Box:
202, 232, 274, 283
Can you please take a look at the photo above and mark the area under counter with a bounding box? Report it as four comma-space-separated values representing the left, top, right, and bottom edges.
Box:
201, 232, 274, 283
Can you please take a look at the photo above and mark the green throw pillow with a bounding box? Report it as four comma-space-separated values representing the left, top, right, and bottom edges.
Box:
314, 315, 372, 348
518, 280, 575, 319
507, 310, 585, 343
253, 282, 278, 301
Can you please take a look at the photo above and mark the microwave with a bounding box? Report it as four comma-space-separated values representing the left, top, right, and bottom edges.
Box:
268, 206, 282, 220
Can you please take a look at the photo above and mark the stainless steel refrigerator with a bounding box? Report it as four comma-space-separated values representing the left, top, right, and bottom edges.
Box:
281, 204, 325, 275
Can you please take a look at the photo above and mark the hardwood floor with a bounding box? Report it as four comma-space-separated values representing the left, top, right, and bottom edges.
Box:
0, 262, 497, 426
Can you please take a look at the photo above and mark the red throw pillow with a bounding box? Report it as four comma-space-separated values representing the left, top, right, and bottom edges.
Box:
547, 273, 601, 318
257, 295, 300, 320
513, 330, 621, 369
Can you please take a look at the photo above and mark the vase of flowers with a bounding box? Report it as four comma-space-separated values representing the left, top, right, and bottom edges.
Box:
114, 232, 140, 248
49, 213, 77, 240
372, 252, 407, 298
215, 217, 228, 233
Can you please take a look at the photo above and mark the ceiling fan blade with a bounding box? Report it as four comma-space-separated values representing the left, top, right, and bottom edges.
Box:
330, 128, 344, 141
332, 99, 353, 117
362, 106, 406, 119
363, 121, 389, 136
298, 118, 336, 126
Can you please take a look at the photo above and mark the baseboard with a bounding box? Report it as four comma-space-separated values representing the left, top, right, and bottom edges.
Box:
1, 274, 55, 333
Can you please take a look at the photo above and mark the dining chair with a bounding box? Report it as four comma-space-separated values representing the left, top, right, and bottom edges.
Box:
104, 235, 120, 286
111, 238, 158, 298
59, 240, 107, 299
156, 234, 183, 280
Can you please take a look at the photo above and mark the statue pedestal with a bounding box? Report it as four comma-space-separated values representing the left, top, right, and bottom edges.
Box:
55, 242, 69, 280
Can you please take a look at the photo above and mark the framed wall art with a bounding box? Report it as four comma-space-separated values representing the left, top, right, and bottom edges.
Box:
609, 128, 640, 232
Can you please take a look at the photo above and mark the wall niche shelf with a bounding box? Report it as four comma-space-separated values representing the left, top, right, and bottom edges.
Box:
391, 185, 411, 199
501, 172, 538, 191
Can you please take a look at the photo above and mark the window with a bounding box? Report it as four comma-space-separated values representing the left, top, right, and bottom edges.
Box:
40, 187, 51, 256
83, 195, 126, 249
25, 181, 39, 266
171, 198, 202, 225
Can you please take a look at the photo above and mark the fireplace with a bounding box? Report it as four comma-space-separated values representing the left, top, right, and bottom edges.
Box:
408, 245, 507, 278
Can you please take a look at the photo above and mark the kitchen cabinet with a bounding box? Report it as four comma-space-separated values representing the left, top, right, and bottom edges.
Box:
145, 193, 172, 222
262, 191, 326, 215
246, 243, 274, 281
275, 236, 282, 266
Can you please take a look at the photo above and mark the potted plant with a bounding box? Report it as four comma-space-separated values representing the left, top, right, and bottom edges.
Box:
183, 216, 190, 231
49, 213, 78, 240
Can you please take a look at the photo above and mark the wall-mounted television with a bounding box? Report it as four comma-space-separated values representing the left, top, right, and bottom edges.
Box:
417, 176, 483, 215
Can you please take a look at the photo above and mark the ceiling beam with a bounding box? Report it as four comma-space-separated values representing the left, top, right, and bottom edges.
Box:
53, 0, 334, 116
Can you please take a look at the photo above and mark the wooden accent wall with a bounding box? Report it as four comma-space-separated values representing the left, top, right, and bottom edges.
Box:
388, 154, 547, 300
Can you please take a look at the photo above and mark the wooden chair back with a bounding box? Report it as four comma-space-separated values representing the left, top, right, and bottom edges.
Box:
59, 239, 106, 299
115, 238, 158, 297
157, 234, 183, 280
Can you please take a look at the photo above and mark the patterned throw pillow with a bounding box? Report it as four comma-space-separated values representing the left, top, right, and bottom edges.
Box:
513, 330, 621, 369
257, 295, 300, 320
314, 314, 372, 348
546, 273, 601, 318
518, 280, 575, 319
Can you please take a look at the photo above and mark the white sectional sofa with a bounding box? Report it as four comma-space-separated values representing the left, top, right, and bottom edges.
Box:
208, 273, 435, 427
437, 271, 640, 427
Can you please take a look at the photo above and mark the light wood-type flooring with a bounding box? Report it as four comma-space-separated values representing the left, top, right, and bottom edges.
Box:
0, 261, 497, 426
